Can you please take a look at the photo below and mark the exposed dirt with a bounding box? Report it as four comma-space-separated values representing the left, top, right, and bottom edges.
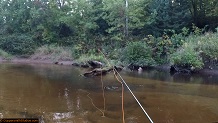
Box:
0, 57, 75, 65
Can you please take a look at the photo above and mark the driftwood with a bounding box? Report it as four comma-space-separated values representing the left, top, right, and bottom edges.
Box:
82, 66, 123, 77
88, 60, 104, 68
72, 62, 80, 66
80, 64, 89, 68
72, 60, 103, 68
83, 68, 110, 77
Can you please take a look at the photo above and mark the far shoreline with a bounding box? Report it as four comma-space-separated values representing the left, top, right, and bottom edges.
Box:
1, 57, 218, 76
0, 57, 74, 65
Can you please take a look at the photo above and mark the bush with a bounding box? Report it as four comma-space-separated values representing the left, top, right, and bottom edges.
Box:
143, 34, 178, 65
170, 32, 218, 69
71, 43, 87, 59
197, 33, 218, 60
0, 34, 36, 55
101, 44, 122, 60
0, 49, 12, 60
121, 41, 156, 67
170, 44, 203, 69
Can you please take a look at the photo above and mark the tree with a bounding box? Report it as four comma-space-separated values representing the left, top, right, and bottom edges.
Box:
29, 0, 75, 45
90, 0, 110, 36
148, 0, 192, 36
189, 0, 218, 30
128, 0, 151, 36
102, 0, 126, 41
103, 0, 152, 41
0, 0, 33, 33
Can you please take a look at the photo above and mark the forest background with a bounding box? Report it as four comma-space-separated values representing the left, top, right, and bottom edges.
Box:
0, 0, 218, 70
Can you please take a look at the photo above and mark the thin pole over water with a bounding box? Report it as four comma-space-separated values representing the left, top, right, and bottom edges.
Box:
98, 49, 154, 123
114, 69, 154, 123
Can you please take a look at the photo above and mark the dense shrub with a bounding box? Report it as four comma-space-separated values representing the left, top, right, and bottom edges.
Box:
121, 41, 156, 67
197, 33, 218, 60
71, 43, 86, 59
170, 43, 203, 69
0, 34, 36, 55
170, 32, 218, 69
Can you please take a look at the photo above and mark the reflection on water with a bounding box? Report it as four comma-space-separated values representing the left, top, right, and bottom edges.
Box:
0, 63, 218, 123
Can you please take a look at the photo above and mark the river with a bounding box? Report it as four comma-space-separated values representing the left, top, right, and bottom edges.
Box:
0, 63, 218, 123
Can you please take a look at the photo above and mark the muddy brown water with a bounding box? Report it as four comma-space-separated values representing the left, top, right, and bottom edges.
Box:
0, 63, 218, 123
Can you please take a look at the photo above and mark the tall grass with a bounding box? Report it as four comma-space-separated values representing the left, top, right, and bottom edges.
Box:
31, 45, 73, 61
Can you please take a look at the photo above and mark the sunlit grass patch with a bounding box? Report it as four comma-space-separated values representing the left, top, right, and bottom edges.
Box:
76, 54, 106, 63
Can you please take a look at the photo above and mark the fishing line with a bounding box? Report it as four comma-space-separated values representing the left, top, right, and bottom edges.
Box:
98, 49, 125, 123
101, 68, 106, 117
85, 70, 106, 117
98, 49, 154, 123
114, 68, 154, 123
86, 92, 105, 116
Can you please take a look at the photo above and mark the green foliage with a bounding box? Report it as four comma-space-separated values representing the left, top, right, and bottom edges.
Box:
0, 0, 217, 69
102, 0, 125, 41
148, 0, 191, 36
191, 24, 202, 35
0, 34, 36, 55
0, 0, 32, 33
0, 49, 12, 60
103, 0, 152, 40
144, 34, 177, 65
76, 54, 106, 64
170, 44, 203, 69
181, 27, 190, 36
31, 45, 73, 61
171, 32, 218, 69
71, 44, 85, 59
190, 0, 218, 29
196, 33, 218, 60
127, 0, 151, 35
100, 42, 123, 60
121, 41, 156, 66
216, 27, 218, 32
170, 33, 185, 48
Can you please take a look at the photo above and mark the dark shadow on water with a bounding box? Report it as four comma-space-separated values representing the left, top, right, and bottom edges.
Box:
122, 68, 218, 85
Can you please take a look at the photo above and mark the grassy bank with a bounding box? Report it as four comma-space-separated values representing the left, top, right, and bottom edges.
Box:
0, 32, 218, 71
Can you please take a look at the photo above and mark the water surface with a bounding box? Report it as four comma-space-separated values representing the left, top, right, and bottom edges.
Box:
0, 63, 218, 123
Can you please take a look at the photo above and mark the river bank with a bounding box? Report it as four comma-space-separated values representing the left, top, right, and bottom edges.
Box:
0, 57, 74, 65
1, 56, 218, 76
